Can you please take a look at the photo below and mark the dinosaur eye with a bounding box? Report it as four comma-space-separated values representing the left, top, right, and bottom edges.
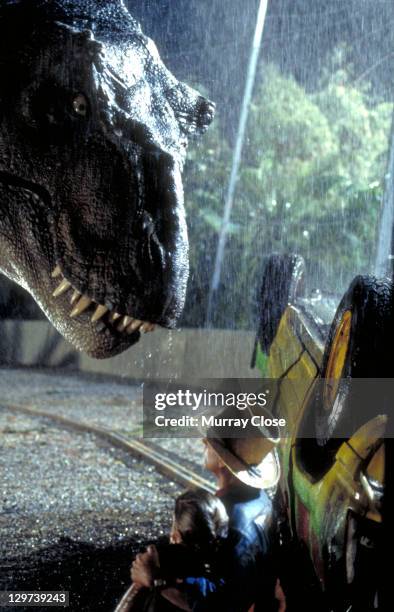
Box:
72, 93, 88, 117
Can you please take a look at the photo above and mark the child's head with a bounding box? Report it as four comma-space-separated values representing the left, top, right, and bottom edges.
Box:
170, 489, 228, 555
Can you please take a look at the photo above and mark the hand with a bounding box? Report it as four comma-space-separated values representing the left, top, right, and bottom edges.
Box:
131, 545, 160, 589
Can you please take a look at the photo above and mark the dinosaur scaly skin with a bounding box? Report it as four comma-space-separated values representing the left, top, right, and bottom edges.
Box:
0, 0, 214, 358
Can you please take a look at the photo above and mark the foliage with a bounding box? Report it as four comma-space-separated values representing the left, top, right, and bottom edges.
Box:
181, 64, 393, 329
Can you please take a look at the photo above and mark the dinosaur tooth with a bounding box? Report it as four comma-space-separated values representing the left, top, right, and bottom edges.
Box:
109, 312, 122, 323
52, 279, 71, 297
117, 315, 133, 332
126, 319, 142, 333
91, 304, 108, 322
70, 289, 81, 305
70, 295, 92, 318
51, 265, 62, 278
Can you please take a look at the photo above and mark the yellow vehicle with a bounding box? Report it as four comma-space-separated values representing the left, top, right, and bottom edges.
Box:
253, 254, 387, 612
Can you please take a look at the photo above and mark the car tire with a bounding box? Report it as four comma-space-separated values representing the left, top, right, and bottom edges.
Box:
251, 254, 306, 368
315, 275, 393, 448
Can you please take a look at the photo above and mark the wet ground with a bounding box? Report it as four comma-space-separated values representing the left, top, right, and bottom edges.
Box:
0, 368, 212, 612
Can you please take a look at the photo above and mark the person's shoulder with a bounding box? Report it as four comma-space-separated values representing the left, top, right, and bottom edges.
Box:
231, 488, 272, 519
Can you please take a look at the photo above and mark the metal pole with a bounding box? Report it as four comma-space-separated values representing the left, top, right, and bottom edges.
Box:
206, 0, 269, 326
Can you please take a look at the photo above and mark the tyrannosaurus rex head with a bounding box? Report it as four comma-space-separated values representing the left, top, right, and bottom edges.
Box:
0, 0, 214, 358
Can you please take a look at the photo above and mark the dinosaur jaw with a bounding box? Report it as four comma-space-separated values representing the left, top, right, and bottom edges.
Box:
50, 263, 156, 350
51, 264, 156, 334
0, 176, 181, 359
14, 252, 148, 360
24, 257, 160, 360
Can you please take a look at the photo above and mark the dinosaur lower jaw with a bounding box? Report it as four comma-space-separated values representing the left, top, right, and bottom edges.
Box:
51, 264, 156, 336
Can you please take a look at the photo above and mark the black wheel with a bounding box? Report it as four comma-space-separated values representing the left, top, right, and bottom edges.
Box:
251, 254, 305, 367
315, 275, 393, 448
